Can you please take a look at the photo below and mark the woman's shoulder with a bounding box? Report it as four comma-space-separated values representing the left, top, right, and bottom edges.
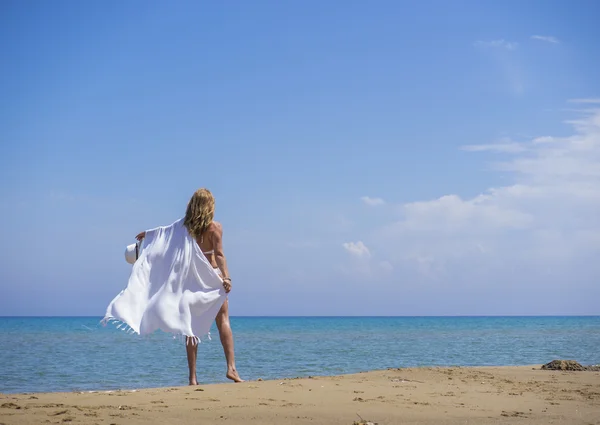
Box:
208, 220, 223, 234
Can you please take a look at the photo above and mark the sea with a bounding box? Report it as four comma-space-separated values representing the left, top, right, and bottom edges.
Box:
1, 316, 599, 394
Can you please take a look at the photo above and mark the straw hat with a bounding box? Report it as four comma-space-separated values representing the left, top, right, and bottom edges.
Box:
124, 242, 140, 265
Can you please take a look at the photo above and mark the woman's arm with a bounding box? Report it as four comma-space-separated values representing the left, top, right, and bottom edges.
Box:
212, 223, 231, 293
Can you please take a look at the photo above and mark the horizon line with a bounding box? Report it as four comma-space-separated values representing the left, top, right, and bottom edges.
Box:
1, 314, 599, 319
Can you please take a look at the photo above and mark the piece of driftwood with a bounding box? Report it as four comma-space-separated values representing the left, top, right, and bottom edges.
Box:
353, 413, 378, 425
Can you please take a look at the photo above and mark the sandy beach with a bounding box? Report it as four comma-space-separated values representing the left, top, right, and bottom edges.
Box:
1, 365, 598, 425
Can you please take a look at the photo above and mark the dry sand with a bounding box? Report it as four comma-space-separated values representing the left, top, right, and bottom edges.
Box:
1, 366, 599, 425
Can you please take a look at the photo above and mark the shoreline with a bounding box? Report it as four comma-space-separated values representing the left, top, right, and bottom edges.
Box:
4, 365, 545, 396
2, 365, 599, 424
0, 364, 570, 396
3, 361, 599, 396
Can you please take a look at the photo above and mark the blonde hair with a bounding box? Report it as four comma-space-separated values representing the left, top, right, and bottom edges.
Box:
183, 188, 215, 240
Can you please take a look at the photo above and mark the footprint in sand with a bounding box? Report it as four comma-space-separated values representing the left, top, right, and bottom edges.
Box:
501, 411, 528, 418
48, 410, 69, 416
1, 402, 22, 410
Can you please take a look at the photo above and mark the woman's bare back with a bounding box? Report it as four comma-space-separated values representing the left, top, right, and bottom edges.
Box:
196, 221, 222, 269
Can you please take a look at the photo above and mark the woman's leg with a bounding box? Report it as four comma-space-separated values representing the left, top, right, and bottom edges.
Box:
185, 337, 198, 385
215, 299, 244, 382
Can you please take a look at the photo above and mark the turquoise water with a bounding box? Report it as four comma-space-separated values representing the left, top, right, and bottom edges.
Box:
1, 316, 599, 394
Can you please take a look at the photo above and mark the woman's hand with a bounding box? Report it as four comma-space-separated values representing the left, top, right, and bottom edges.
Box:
222, 278, 232, 293
135, 231, 146, 241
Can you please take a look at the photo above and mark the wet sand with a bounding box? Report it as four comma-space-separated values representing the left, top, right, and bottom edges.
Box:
1, 366, 599, 424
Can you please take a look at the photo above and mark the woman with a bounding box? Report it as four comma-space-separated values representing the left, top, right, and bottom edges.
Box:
136, 188, 243, 385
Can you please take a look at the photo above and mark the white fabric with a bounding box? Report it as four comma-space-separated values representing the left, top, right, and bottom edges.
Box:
103, 218, 227, 341
124, 243, 138, 265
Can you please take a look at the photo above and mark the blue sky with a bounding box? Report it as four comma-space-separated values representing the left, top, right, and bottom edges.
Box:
1, 0, 599, 316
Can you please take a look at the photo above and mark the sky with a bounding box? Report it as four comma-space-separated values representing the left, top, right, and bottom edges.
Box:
1, 0, 599, 316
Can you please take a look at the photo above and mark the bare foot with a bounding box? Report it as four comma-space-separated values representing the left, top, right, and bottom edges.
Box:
189, 377, 198, 386
226, 369, 244, 383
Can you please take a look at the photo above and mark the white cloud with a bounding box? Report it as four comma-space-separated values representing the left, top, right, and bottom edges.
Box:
342, 241, 371, 258
369, 105, 600, 297
532, 136, 555, 144
396, 193, 534, 234
461, 141, 527, 153
568, 98, 600, 104
361, 196, 385, 206
474, 39, 518, 50
339, 241, 393, 279
531, 35, 560, 44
